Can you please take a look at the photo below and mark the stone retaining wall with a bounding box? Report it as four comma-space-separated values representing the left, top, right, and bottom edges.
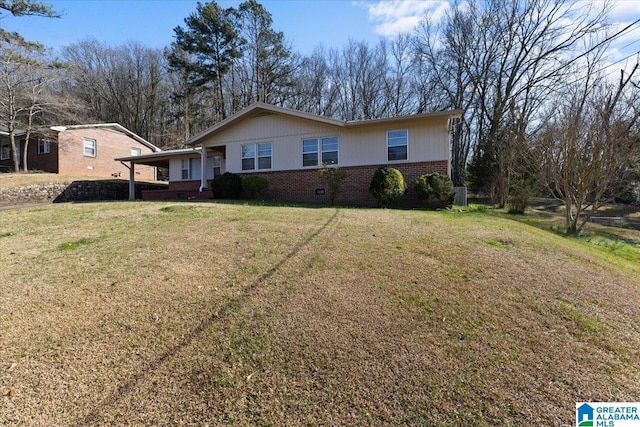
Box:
0, 180, 167, 205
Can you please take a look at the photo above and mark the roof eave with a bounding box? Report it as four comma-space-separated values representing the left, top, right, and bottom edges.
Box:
345, 109, 464, 128
51, 123, 161, 152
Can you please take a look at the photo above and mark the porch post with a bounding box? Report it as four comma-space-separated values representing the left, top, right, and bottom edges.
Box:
128, 162, 135, 200
199, 148, 207, 192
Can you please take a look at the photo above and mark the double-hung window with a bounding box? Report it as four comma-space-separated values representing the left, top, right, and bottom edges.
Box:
38, 139, 50, 154
302, 139, 318, 167
181, 159, 190, 179
83, 138, 96, 157
302, 136, 339, 167
0, 144, 9, 160
387, 130, 408, 161
212, 156, 222, 177
242, 143, 272, 171
180, 158, 201, 180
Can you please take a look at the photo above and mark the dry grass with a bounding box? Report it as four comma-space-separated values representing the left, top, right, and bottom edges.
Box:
1, 201, 639, 426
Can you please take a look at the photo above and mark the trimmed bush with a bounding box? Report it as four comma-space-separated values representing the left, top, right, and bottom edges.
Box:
242, 175, 269, 199
211, 172, 243, 199
369, 166, 406, 207
415, 172, 455, 210
319, 165, 347, 206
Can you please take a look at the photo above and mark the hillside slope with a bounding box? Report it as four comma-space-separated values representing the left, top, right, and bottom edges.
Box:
1, 202, 638, 425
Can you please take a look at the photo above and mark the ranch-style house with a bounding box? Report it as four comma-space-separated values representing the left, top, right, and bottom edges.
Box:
116, 103, 462, 206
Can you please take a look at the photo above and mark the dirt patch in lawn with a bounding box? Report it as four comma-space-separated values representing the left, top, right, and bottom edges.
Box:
1, 202, 639, 425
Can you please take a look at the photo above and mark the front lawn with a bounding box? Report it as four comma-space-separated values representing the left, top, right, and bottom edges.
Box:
1, 201, 638, 425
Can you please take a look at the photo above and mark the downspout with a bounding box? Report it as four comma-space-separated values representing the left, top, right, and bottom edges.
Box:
199, 147, 207, 192
446, 116, 454, 178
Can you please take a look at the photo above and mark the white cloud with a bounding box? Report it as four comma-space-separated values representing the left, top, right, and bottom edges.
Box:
357, 0, 451, 37
607, 0, 640, 22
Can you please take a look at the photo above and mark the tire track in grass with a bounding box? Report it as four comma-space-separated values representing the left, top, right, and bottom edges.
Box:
72, 208, 340, 426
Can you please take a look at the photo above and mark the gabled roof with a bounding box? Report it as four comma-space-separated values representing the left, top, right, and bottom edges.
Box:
186, 102, 463, 145
50, 123, 161, 152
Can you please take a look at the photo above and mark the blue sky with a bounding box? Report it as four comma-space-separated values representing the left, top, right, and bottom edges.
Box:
1, 0, 639, 67
0, 0, 387, 53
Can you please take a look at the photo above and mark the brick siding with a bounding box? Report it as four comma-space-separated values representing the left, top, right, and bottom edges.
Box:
1, 128, 156, 180
57, 128, 156, 180
240, 161, 449, 206
141, 180, 212, 200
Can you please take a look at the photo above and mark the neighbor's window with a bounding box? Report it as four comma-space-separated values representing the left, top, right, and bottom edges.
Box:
83, 138, 96, 157
0, 144, 9, 160
181, 158, 189, 180
38, 139, 50, 154
242, 143, 272, 171
130, 147, 141, 156
387, 129, 408, 161
302, 136, 339, 167
212, 155, 222, 177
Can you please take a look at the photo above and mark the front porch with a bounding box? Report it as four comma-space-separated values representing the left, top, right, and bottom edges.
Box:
115, 146, 224, 201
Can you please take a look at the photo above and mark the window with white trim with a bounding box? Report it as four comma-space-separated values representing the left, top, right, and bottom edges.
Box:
130, 147, 141, 156
0, 143, 9, 160
181, 158, 189, 180
83, 138, 96, 157
387, 129, 408, 161
38, 139, 50, 154
212, 155, 222, 177
302, 136, 339, 167
302, 139, 318, 167
242, 143, 272, 171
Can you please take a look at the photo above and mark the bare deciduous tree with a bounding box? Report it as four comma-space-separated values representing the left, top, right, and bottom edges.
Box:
415, 0, 611, 203
535, 62, 640, 235
0, 32, 58, 171
62, 40, 172, 146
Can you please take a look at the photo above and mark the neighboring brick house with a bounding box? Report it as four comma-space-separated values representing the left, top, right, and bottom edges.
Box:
0, 123, 159, 180
117, 103, 462, 205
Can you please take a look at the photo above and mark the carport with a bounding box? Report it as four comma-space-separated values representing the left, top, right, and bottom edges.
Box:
115, 148, 206, 200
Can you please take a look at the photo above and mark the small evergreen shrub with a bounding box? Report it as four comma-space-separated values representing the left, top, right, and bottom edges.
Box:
415, 172, 455, 209
319, 165, 347, 206
211, 172, 243, 199
507, 179, 533, 214
369, 166, 406, 206
242, 175, 269, 199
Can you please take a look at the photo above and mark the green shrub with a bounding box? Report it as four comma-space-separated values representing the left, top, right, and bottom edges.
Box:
242, 175, 269, 199
211, 172, 243, 199
507, 179, 533, 214
415, 172, 455, 210
319, 165, 347, 206
369, 166, 406, 207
